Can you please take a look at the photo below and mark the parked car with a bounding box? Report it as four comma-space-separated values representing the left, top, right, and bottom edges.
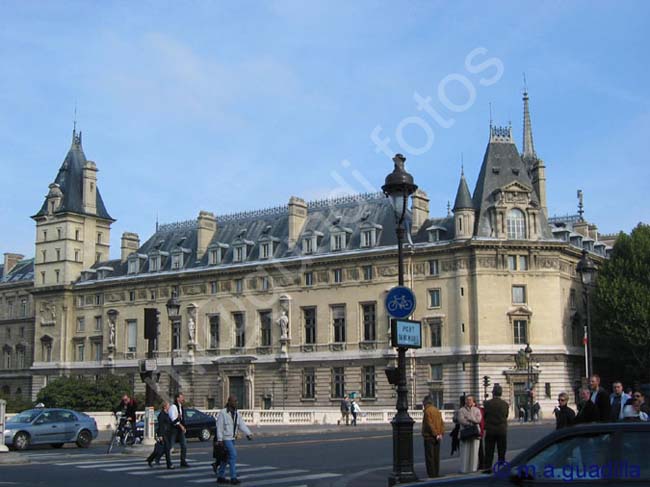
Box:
136, 407, 216, 441
415, 422, 649, 486
4, 408, 99, 451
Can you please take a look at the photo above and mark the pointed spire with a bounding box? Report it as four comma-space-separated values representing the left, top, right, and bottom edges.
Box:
522, 75, 536, 159
453, 168, 473, 212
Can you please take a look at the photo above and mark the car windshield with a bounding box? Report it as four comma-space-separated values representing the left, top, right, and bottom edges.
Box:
8, 410, 42, 424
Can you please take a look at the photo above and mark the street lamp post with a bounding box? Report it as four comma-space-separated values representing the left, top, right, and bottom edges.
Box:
166, 293, 181, 397
382, 154, 418, 486
576, 250, 597, 379
524, 344, 533, 422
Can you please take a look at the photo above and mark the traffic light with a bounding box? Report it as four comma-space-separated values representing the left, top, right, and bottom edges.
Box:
144, 308, 160, 340
483, 375, 491, 388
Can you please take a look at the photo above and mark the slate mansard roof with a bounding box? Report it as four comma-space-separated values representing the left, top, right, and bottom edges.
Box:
33, 131, 113, 221
0, 259, 34, 284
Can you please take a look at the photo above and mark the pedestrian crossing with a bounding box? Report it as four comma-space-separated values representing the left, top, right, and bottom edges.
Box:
51, 455, 342, 486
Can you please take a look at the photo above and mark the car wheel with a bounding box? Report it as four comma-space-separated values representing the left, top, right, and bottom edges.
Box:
13, 432, 30, 451
76, 429, 93, 448
51, 443, 65, 448
199, 428, 211, 442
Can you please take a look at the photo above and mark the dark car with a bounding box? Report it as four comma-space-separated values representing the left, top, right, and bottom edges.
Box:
4, 408, 98, 451
136, 407, 216, 441
413, 422, 650, 486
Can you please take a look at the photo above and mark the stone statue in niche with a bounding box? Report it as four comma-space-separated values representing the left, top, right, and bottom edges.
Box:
109, 322, 116, 346
277, 310, 289, 339
188, 317, 196, 343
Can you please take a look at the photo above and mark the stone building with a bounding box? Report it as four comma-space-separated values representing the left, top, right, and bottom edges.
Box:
1, 91, 609, 416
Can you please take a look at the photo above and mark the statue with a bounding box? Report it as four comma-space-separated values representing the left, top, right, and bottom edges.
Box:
277, 310, 289, 339
188, 317, 196, 343
109, 322, 116, 346
515, 349, 527, 370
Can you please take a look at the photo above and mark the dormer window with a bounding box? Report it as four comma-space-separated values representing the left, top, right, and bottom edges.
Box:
261, 243, 270, 259
150, 256, 160, 272
330, 222, 352, 252
234, 246, 245, 263
303, 237, 313, 254
127, 255, 141, 274
301, 231, 323, 255
232, 235, 254, 263
359, 223, 381, 248
171, 252, 183, 270
208, 243, 228, 265
258, 234, 279, 260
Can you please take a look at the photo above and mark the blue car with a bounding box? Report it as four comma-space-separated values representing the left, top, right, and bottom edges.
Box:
4, 408, 99, 450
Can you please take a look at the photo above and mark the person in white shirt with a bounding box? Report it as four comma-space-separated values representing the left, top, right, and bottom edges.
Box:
215, 395, 253, 485
167, 392, 189, 468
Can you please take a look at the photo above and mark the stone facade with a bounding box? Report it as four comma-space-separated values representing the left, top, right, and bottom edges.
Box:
0, 93, 611, 418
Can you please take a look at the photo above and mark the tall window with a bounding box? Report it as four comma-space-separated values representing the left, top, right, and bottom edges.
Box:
303, 368, 316, 399
93, 340, 103, 362
332, 305, 346, 343
333, 268, 343, 284
209, 315, 220, 349
171, 253, 183, 270
304, 307, 316, 344
332, 233, 345, 251
363, 366, 376, 398
260, 310, 272, 347
362, 303, 376, 341
234, 246, 244, 262
76, 343, 85, 362
512, 285, 526, 304
507, 208, 526, 239
332, 367, 345, 398
234, 312, 245, 348
260, 243, 270, 259
429, 259, 439, 276
20, 298, 27, 317
429, 319, 442, 347
361, 230, 373, 248
514, 319, 528, 344
304, 272, 314, 286
77, 317, 85, 332
16, 348, 25, 369
95, 316, 102, 331
150, 256, 160, 272
431, 363, 443, 382
261, 276, 270, 291
127, 320, 137, 352
519, 255, 528, 271
303, 237, 314, 254
3, 350, 11, 369
235, 279, 243, 294
172, 320, 181, 350
508, 255, 518, 271
42, 342, 52, 362
363, 265, 373, 281
428, 289, 441, 308
210, 281, 218, 294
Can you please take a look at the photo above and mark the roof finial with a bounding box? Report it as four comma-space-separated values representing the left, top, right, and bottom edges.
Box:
522, 78, 536, 159
489, 102, 493, 129
73, 104, 77, 134
156, 212, 159, 232
577, 189, 584, 221
461, 153, 464, 176
447, 200, 451, 217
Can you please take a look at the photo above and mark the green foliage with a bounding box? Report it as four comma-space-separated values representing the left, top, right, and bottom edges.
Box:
36, 375, 133, 411
593, 223, 650, 382
0, 394, 34, 413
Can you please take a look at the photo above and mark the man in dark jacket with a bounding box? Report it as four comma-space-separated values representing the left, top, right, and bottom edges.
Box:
554, 392, 576, 429
114, 394, 138, 424
575, 388, 600, 424
168, 392, 189, 468
483, 384, 509, 470
589, 374, 610, 422
147, 402, 174, 469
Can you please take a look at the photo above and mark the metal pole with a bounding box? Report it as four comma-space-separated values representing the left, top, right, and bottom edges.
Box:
0, 399, 8, 452
389, 211, 416, 486
585, 289, 593, 378
583, 324, 589, 379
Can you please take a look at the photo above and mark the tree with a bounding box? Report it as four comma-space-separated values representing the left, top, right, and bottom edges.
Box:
593, 223, 650, 383
36, 375, 133, 411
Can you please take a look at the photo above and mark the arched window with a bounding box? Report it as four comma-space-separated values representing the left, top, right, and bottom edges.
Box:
507, 209, 526, 239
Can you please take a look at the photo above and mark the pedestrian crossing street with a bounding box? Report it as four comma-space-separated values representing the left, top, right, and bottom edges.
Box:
48, 454, 342, 487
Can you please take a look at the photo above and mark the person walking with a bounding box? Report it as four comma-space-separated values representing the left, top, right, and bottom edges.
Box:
422, 396, 444, 478
147, 401, 174, 469
457, 395, 482, 473
575, 388, 600, 424
589, 374, 610, 422
339, 395, 351, 426
350, 399, 361, 426
216, 395, 253, 485
609, 381, 631, 422
168, 392, 190, 468
553, 392, 576, 429
483, 384, 509, 470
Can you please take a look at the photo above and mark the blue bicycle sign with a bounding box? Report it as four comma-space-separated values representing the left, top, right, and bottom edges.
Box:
385, 286, 416, 319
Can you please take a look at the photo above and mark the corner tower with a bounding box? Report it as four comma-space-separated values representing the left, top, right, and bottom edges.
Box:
31, 130, 114, 287
452, 169, 475, 240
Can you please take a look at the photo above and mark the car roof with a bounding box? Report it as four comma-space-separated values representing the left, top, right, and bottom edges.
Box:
510, 422, 650, 465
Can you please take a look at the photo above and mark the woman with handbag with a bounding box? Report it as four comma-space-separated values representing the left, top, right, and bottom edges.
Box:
457, 395, 482, 473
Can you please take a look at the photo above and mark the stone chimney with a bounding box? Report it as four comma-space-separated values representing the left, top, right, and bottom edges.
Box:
82, 160, 98, 215
588, 224, 599, 241
120, 232, 140, 262
573, 220, 590, 238
3, 253, 24, 275
287, 196, 308, 249
411, 189, 430, 234
197, 211, 217, 258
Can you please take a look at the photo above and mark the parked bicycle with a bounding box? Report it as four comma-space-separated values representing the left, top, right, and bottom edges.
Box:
106, 412, 136, 453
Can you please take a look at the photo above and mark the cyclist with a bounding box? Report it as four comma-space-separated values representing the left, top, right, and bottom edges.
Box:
113, 394, 138, 443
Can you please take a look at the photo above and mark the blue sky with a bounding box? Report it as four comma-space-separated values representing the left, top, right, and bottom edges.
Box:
1, 0, 648, 259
